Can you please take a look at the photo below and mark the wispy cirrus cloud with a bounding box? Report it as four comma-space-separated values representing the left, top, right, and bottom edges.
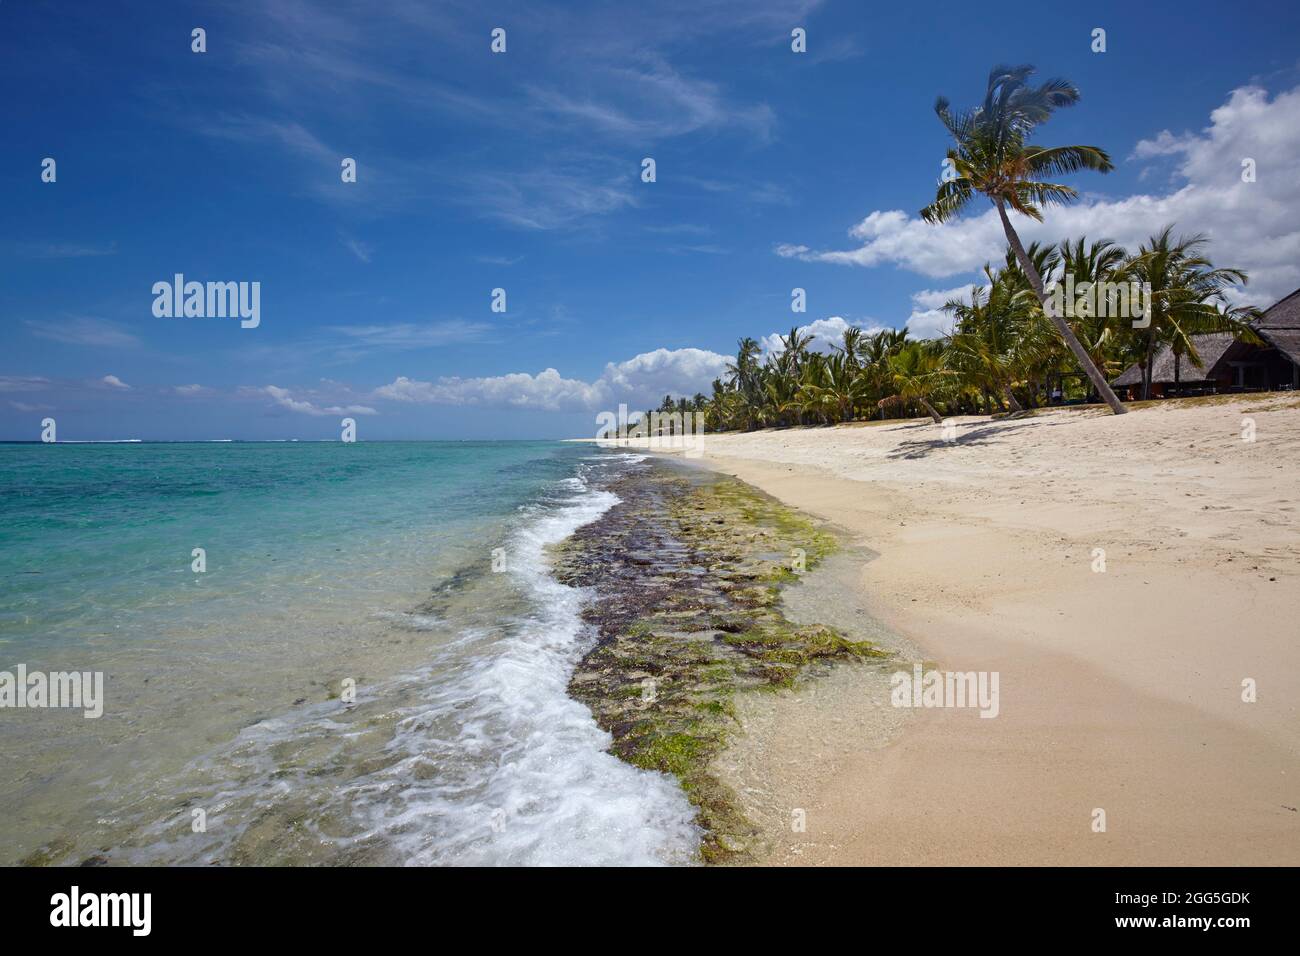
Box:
524, 56, 776, 143
180, 0, 796, 234
462, 166, 639, 231
340, 234, 372, 262
17, 241, 118, 259
0, 376, 52, 393
328, 320, 493, 351
25, 317, 141, 348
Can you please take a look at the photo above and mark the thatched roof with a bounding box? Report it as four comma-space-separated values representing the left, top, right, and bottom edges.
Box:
1257, 287, 1300, 330
1257, 327, 1300, 365
1112, 333, 1236, 386
1111, 287, 1300, 386
1254, 288, 1300, 363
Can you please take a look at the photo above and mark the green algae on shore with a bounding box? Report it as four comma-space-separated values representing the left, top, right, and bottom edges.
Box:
553, 461, 887, 863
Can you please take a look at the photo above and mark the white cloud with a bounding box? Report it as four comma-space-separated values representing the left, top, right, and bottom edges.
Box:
905, 285, 981, 340
376, 369, 604, 412
0, 376, 51, 393
526, 57, 775, 143
173, 384, 211, 396
374, 346, 729, 412
329, 320, 492, 350
598, 347, 729, 398
778, 84, 1300, 304
100, 375, 130, 390
27, 317, 140, 348
256, 385, 377, 417
465, 167, 638, 231
341, 235, 372, 262
760, 316, 887, 355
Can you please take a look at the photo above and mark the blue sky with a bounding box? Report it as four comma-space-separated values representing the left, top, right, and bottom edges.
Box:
4, 0, 1300, 440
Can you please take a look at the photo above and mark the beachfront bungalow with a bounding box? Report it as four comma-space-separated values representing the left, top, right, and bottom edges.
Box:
1111, 287, 1300, 400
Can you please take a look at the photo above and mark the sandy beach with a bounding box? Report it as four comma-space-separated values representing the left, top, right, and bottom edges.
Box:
671, 396, 1300, 865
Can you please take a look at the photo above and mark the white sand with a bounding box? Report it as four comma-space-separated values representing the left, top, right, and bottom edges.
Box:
670, 396, 1300, 864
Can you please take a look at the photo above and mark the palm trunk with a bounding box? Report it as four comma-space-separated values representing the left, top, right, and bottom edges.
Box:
1141, 333, 1156, 400
995, 201, 1127, 415
1003, 386, 1023, 413
1173, 352, 1182, 394
920, 397, 943, 424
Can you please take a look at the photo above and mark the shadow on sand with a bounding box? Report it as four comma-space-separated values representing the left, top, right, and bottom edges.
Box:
885, 415, 1071, 460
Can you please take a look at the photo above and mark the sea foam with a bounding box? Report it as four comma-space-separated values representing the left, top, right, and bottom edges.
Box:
351, 465, 700, 865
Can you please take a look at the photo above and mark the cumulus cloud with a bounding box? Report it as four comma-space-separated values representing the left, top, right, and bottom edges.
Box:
100, 374, 131, 390
777, 84, 1300, 305
256, 384, 377, 417
374, 347, 729, 412
598, 347, 729, 398
905, 285, 982, 340
759, 316, 884, 355
375, 369, 604, 412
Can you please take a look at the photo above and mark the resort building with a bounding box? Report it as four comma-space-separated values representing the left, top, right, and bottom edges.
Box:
1112, 287, 1300, 399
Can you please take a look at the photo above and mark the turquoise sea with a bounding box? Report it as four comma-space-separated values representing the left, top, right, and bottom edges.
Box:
0, 441, 698, 865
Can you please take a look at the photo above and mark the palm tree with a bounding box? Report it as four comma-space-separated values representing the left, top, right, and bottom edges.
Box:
799, 351, 868, 423
832, 326, 865, 371
1119, 227, 1256, 398
881, 340, 950, 423
763, 371, 803, 427
921, 65, 1128, 414
1167, 303, 1261, 391
774, 326, 814, 379
943, 264, 1047, 412
857, 327, 910, 415
725, 337, 762, 395
1056, 236, 1130, 397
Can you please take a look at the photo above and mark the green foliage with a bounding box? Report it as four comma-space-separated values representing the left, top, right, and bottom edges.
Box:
701, 226, 1254, 430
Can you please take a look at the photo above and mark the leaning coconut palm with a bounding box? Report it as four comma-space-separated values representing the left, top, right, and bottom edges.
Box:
921, 64, 1128, 414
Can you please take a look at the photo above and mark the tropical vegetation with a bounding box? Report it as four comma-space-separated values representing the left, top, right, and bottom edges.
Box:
640, 226, 1255, 432
637, 65, 1261, 433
